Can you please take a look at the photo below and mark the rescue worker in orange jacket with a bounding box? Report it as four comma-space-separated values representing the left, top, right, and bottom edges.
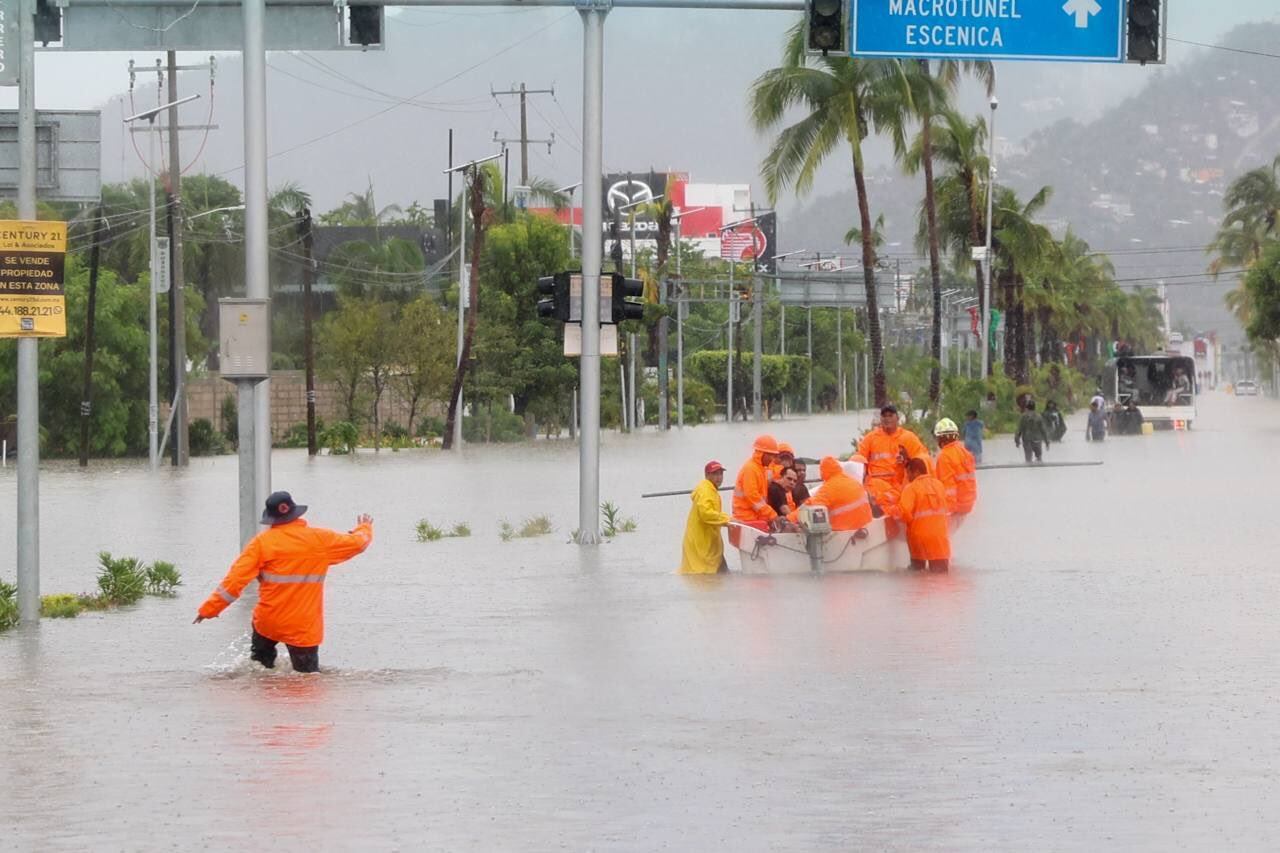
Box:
857, 404, 928, 490
194, 491, 374, 673
933, 418, 978, 515
789, 456, 873, 531
733, 434, 780, 529
897, 457, 950, 571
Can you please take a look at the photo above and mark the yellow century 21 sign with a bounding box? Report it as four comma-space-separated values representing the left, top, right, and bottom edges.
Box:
0, 220, 68, 337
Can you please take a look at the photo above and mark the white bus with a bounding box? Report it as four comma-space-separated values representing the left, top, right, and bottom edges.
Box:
1103, 354, 1197, 430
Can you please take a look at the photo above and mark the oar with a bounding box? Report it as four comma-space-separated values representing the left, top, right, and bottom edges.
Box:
642, 478, 822, 500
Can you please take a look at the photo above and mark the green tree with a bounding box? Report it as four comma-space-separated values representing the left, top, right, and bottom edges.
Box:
319, 179, 403, 228
751, 24, 913, 406
317, 296, 381, 424
396, 295, 455, 435
1209, 155, 1280, 328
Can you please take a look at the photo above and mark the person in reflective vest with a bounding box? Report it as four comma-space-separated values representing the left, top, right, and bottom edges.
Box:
857, 404, 927, 490
896, 457, 950, 571
790, 456, 872, 531
933, 418, 978, 515
733, 434, 780, 529
681, 461, 732, 574
194, 491, 374, 673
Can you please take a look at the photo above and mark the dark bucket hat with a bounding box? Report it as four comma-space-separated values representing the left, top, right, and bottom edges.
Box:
261, 491, 308, 525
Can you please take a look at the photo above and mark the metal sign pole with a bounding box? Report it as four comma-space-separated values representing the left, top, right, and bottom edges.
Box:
576, 3, 605, 544
15, 0, 39, 623
454, 176, 467, 450
981, 95, 997, 380
148, 117, 160, 470
243, 0, 271, 515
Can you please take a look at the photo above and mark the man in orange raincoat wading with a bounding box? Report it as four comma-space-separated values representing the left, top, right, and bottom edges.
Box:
896, 457, 951, 572
195, 491, 374, 673
733, 434, 781, 531
933, 418, 978, 516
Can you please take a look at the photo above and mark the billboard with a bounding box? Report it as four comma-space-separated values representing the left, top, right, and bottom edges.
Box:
602, 171, 668, 241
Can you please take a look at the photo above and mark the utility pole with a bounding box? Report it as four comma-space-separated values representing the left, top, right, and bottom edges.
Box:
300, 208, 318, 456
79, 208, 106, 468
491, 83, 555, 185
15, 0, 38, 623
166, 51, 190, 465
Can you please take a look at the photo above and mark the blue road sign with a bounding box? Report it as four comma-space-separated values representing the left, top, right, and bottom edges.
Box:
851, 0, 1128, 63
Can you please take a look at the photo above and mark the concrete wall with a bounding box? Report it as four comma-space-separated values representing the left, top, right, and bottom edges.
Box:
185, 371, 438, 439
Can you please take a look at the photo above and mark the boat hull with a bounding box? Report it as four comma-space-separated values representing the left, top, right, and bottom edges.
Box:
729, 518, 909, 574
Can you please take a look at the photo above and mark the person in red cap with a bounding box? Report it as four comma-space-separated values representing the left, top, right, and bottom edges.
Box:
194, 491, 374, 672
680, 461, 731, 574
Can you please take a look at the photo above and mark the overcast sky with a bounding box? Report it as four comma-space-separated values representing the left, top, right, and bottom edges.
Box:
2, 0, 1277, 212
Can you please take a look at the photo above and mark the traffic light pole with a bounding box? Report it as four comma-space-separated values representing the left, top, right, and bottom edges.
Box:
576, 4, 605, 544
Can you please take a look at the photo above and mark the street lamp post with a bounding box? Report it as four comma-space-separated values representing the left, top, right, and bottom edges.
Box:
670, 207, 704, 430
557, 181, 582, 259
442, 152, 503, 452
124, 94, 200, 472
981, 94, 998, 380
619, 194, 662, 431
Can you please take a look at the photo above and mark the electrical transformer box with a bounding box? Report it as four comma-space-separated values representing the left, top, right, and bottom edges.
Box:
219, 298, 271, 379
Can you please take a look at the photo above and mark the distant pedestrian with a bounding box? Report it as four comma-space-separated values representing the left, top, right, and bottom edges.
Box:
1015, 401, 1049, 464
1043, 401, 1067, 443
194, 491, 374, 673
1086, 401, 1107, 442
962, 410, 984, 463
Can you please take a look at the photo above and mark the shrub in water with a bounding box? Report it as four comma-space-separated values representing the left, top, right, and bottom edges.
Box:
449, 522, 471, 538
145, 561, 182, 596
518, 515, 553, 538
41, 593, 83, 619
416, 519, 445, 542
0, 580, 18, 631
96, 552, 146, 606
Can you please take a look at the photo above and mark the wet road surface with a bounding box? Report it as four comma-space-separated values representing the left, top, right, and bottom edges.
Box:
1, 392, 1277, 849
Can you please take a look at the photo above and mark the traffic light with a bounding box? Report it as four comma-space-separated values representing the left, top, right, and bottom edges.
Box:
807, 0, 846, 55
34, 0, 61, 46
610, 273, 645, 324
1126, 0, 1162, 64
348, 4, 383, 47
536, 275, 570, 322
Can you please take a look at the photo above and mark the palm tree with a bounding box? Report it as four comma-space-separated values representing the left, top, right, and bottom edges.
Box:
901, 61, 992, 412
1209, 155, 1280, 326
751, 23, 913, 407
991, 185, 1053, 383
321, 179, 403, 229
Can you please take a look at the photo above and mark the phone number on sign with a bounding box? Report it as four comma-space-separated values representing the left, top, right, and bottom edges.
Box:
0, 304, 64, 317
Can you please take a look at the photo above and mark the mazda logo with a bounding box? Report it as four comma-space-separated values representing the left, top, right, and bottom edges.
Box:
606, 179, 655, 213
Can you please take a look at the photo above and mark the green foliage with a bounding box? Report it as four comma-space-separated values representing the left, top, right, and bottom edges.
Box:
462, 409, 526, 443
220, 396, 238, 447
601, 501, 638, 538
319, 421, 359, 455
189, 418, 229, 456
0, 580, 17, 631
145, 561, 182, 597
1243, 242, 1280, 344
450, 522, 471, 538
279, 419, 323, 450
96, 552, 146, 606
416, 519, 445, 542
416, 416, 445, 439
498, 520, 515, 542
518, 515, 554, 538
41, 593, 84, 619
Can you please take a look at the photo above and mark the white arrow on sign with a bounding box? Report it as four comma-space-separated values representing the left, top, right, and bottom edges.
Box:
1062, 0, 1101, 28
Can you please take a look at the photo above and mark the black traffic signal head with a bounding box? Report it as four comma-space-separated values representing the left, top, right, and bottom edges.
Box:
1126, 0, 1162, 64
34, 0, 61, 46
536, 274, 570, 323
348, 5, 383, 47
807, 0, 846, 55
610, 274, 645, 324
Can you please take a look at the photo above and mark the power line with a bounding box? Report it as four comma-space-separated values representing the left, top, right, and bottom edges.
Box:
1168, 36, 1280, 61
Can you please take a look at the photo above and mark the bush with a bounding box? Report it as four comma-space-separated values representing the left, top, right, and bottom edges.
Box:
319, 421, 359, 455
382, 421, 409, 440
220, 396, 238, 448
449, 522, 471, 538
189, 418, 228, 456
518, 515, 553, 538
96, 552, 146, 606
416, 416, 445, 439
416, 519, 444, 542
681, 378, 719, 426
601, 501, 638, 538
279, 420, 324, 449
41, 593, 83, 619
0, 580, 17, 631
145, 561, 182, 596
463, 408, 526, 443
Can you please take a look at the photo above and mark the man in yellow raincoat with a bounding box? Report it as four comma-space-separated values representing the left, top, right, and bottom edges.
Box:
680, 460, 731, 574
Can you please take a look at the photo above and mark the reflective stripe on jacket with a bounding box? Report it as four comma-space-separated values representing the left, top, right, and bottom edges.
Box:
898, 475, 951, 561
198, 518, 374, 647
936, 442, 978, 515
733, 452, 777, 523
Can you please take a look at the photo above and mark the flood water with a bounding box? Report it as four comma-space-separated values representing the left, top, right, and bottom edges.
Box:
2, 391, 1277, 849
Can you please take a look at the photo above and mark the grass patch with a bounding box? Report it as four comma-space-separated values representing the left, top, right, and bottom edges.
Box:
499, 520, 515, 542
518, 515, 553, 538
41, 593, 84, 619
145, 561, 182, 597
449, 522, 471, 538
601, 501, 638, 538
96, 552, 147, 606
